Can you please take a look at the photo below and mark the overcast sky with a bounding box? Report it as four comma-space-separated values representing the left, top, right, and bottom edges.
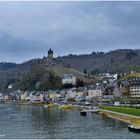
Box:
0, 1, 140, 63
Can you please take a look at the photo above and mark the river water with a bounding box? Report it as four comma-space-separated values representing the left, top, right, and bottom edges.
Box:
0, 103, 140, 139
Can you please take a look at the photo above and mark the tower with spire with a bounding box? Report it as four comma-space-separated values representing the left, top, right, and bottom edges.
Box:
47, 48, 53, 61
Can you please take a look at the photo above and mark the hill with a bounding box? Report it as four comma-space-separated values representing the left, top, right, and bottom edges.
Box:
45, 62, 95, 83
1, 49, 140, 91
0, 62, 17, 70
119, 73, 140, 81
0, 57, 95, 91
60, 49, 140, 74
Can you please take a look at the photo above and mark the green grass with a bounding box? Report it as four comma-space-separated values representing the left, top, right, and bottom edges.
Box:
120, 106, 140, 109
99, 105, 140, 117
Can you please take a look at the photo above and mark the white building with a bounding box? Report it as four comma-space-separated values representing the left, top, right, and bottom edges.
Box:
66, 92, 77, 99
29, 93, 35, 102
88, 89, 102, 98
8, 84, 13, 89
62, 74, 76, 85
114, 102, 120, 106
0, 93, 4, 100
130, 86, 140, 98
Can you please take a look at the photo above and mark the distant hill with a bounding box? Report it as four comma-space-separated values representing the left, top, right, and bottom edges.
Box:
60, 49, 140, 74
0, 62, 17, 70
0, 57, 95, 91
1, 49, 140, 91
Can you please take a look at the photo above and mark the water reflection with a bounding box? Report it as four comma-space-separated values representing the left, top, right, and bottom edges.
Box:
0, 103, 140, 139
100, 114, 127, 130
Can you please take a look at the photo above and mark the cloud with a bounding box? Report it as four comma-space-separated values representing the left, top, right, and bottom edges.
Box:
0, 1, 140, 63
0, 30, 48, 62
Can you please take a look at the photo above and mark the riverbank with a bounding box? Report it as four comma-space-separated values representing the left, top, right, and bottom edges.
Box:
99, 106, 140, 126
2, 100, 97, 110
1, 100, 48, 106
100, 105, 140, 117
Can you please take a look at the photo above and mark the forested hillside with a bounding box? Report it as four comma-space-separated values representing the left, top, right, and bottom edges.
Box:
0, 49, 140, 91
60, 49, 140, 74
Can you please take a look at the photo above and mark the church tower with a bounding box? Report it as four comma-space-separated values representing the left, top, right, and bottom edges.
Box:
48, 48, 53, 61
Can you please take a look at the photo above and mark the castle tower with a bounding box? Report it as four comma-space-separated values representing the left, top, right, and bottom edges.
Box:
48, 48, 53, 61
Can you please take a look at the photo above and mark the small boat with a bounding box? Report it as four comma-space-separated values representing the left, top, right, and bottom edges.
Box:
82, 109, 99, 113
128, 124, 140, 133
80, 111, 87, 116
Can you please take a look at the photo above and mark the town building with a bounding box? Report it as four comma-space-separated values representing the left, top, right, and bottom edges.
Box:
130, 86, 140, 98
49, 93, 61, 101
0, 93, 4, 101
8, 84, 13, 89
62, 74, 76, 85
87, 89, 102, 98
120, 77, 140, 98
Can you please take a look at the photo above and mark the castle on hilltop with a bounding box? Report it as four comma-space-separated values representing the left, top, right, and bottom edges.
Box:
46, 48, 68, 67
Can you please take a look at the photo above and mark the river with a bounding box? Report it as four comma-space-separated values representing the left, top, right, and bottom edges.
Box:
0, 103, 140, 139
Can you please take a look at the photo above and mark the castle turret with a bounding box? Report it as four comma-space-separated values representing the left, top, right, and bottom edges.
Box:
48, 48, 53, 61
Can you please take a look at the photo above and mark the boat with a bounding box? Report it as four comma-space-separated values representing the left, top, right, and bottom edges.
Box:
82, 109, 99, 113
128, 124, 140, 133
80, 111, 87, 116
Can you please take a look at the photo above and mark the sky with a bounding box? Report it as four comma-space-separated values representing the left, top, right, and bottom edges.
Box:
0, 1, 140, 63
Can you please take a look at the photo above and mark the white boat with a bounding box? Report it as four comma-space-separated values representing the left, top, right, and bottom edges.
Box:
82, 109, 99, 113
128, 124, 140, 133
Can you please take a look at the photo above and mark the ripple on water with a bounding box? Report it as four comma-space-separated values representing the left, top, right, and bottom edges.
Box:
0, 103, 140, 139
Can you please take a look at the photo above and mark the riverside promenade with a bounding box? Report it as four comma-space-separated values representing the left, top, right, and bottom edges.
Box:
99, 109, 140, 126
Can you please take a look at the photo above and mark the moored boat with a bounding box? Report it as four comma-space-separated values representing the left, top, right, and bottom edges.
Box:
128, 124, 140, 133
82, 109, 99, 113
80, 111, 87, 116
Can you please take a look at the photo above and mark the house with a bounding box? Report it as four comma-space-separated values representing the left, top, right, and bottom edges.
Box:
130, 86, 140, 98
102, 94, 114, 102
0, 93, 4, 101
20, 92, 28, 101
4, 95, 10, 100
40, 93, 45, 102
121, 77, 140, 98
34, 92, 42, 101
75, 92, 85, 102
114, 101, 120, 106
65, 90, 78, 102
49, 93, 61, 101
62, 74, 76, 85
29, 92, 36, 101
102, 86, 114, 101
87, 89, 102, 98
8, 84, 13, 89
77, 92, 84, 97
65, 92, 77, 99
